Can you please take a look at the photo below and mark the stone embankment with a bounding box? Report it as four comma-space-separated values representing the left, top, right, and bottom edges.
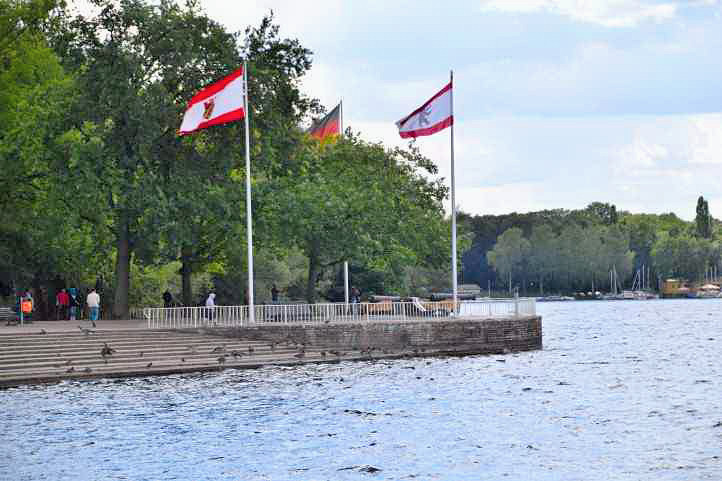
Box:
0, 316, 542, 388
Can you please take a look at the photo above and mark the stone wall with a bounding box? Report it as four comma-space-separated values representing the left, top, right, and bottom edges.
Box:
189, 316, 542, 356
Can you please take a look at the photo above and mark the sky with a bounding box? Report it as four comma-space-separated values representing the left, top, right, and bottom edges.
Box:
200, 1, 722, 219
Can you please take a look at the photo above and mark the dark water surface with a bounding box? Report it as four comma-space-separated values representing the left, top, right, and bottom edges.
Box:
2, 299, 721, 480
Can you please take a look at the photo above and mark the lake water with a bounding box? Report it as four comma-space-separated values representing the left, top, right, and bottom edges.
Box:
2, 299, 721, 480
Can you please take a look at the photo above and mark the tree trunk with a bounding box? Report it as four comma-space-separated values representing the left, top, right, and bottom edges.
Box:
306, 240, 320, 303
181, 246, 193, 306
112, 219, 131, 319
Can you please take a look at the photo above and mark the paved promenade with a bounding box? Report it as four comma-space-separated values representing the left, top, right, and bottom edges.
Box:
2, 319, 147, 334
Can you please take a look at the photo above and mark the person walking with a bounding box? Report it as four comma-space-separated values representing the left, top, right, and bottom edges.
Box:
56, 288, 69, 321
68, 287, 80, 321
163, 290, 173, 308
205, 292, 216, 323
271, 284, 279, 303
87, 288, 100, 322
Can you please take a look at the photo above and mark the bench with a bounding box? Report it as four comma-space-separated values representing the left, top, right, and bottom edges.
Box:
0, 307, 20, 326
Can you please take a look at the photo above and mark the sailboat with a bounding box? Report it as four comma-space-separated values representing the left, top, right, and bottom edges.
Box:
624, 264, 658, 300
603, 265, 625, 300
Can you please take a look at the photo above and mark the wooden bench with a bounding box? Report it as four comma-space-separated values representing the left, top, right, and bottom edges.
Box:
0, 307, 20, 326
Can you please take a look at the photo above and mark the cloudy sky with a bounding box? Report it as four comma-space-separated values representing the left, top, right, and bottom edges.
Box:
199, 0, 722, 220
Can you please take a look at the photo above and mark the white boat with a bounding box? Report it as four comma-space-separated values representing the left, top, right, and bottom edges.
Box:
690, 284, 720, 298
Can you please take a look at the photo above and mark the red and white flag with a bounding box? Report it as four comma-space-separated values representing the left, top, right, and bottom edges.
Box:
396, 82, 453, 138
179, 68, 245, 135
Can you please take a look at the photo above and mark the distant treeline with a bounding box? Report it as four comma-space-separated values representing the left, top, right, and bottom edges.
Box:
460, 199, 721, 294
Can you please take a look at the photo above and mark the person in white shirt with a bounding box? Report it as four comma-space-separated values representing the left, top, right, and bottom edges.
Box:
87, 288, 101, 322
205, 292, 216, 323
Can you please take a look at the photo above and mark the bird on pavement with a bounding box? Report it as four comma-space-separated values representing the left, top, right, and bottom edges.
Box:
39, 329, 47, 335
100, 343, 116, 357
146, 362, 153, 368
91, 320, 96, 328
66, 367, 75, 373
211, 346, 224, 353
217, 356, 226, 364
293, 350, 306, 359
84, 367, 92, 373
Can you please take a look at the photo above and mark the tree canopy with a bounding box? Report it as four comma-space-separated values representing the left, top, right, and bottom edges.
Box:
0, 1, 460, 317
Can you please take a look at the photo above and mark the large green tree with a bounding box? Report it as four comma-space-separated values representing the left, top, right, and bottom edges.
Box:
0, 0, 96, 316
259, 135, 450, 302
159, 13, 319, 306
51, 0, 245, 317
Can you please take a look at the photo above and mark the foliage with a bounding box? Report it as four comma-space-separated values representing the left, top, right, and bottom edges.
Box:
487, 227, 529, 292
695, 195, 712, 239
651, 233, 719, 281
49, 0, 246, 317
258, 134, 450, 302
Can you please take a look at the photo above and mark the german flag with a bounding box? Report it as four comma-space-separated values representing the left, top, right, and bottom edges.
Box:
308, 103, 341, 140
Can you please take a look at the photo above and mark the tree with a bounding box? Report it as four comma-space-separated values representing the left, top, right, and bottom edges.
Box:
0, 1, 98, 317
51, 0, 244, 317
651, 232, 717, 281
487, 227, 530, 293
260, 134, 450, 302
162, 13, 319, 306
585, 201, 618, 225
527, 224, 557, 294
695, 195, 712, 239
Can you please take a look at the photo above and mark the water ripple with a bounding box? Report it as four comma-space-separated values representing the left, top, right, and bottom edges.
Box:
1, 299, 721, 480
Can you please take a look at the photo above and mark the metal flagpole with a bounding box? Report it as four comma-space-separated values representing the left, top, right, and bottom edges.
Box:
450, 70, 458, 313
344, 261, 349, 305
243, 61, 255, 323
341, 100, 349, 307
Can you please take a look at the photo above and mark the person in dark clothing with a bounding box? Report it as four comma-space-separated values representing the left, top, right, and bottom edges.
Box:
163, 290, 173, 308
68, 287, 81, 321
271, 284, 279, 303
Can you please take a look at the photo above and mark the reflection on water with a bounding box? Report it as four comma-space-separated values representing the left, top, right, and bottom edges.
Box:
2, 299, 721, 480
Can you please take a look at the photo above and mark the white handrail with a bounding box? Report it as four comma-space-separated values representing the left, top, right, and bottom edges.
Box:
142, 298, 536, 329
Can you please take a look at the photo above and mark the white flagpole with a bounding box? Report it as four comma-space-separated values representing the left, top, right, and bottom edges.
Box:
450, 69, 458, 313
243, 61, 255, 323
341, 100, 349, 306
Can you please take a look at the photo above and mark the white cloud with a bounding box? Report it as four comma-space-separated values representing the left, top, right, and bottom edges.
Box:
617, 138, 668, 170
480, 0, 679, 27
456, 182, 566, 215
689, 115, 722, 164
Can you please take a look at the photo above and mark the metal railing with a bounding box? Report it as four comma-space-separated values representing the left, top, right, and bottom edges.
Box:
143, 298, 536, 329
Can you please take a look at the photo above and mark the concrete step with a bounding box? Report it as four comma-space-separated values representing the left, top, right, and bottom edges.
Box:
0, 337, 274, 352
0, 327, 367, 387
0, 347, 302, 370
0, 349, 341, 381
